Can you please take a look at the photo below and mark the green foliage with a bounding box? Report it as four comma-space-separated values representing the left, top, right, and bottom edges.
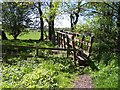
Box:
91, 59, 118, 88
2, 2, 31, 39
84, 53, 118, 88
2, 40, 82, 88
75, 23, 91, 33
2, 55, 79, 88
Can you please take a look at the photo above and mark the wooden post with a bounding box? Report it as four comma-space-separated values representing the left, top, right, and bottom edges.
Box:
63, 34, 66, 48
60, 33, 62, 47
67, 35, 70, 58
72, 34, 76, 66
57, 32, 59, 45
57, 32, 58, 45
36, 47, 38, 57
58, 33, 60, 47
80, 34, 85, 48
4, 45, 8, 63
88, 35, 94, 55
61, 34, 63, 48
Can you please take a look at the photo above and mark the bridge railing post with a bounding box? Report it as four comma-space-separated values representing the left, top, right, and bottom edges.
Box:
63, 33, 66, 49
67, 35, 70, 58
36, 46, 38, 57
57, 32, 60, 47
72, 34, 77, 66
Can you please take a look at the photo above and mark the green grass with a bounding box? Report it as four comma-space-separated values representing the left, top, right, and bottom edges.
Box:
2, 40, 53, 47
92, 61, 118, 88
1, 39, 81, 88
2, 52, 80, 88
6, 31, 40, 40
84, 54, 118, 88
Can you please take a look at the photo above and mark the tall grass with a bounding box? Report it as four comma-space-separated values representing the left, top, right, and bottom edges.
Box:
84, 53, 118, 88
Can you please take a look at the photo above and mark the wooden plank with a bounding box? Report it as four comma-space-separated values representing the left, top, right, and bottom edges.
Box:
37, 47, 74, 51
78, 48, 90, 57
68, 34, 73, 38
2, 45, 75, 51
2, 45, 36, 48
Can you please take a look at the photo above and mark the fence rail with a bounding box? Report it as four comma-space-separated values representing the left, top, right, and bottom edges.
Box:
2, 30, 94, 66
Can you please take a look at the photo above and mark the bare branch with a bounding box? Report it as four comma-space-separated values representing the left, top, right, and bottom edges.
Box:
103, 1, 118, 12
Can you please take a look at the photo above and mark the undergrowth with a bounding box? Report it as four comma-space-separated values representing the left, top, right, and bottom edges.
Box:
1, 53, 81, 88
84, 53, 118, 88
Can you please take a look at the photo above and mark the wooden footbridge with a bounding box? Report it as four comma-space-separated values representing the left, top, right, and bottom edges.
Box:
2, 30, 94, 66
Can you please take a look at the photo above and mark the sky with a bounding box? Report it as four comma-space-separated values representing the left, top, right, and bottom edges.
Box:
54, 14, 85, 28
0, 0, 86, 28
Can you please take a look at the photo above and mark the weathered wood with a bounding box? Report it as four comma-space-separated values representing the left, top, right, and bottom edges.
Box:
36, 47, 39, 56
57, 32, 59, 45
63, 34, 66, 48
2, 45, 36, 48
87, 36, 94, 57
2, 30, 94, 67
58, 33, 60, 47
72, 34, 77, 66
80, 35, 85, 48
60, 33, 62, 47
67, 35, 70, 58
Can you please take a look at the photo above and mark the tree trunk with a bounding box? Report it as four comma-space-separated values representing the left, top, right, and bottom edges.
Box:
48, 1, 53, 41
48, 22, 52, 40
13, 29, 21, 40
13, 35, 17, 40
116, 2, 120, 55
13, 33, 19, 40
38, 2, 44, 41
51, 19, 55, 44
1, 31, 8, 40
70, 2, 80, 31
70, 12, 79, 31
70, 13, 74, 31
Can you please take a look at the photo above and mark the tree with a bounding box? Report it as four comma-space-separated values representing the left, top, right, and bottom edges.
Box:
2, 2, 31, 40
32, 1, 44, 41
43, 0, 59, 44
1, 31, 8, 40
38, 2, 44, 41
116, 2, 120, 56
70, 2, 81, 31
83, 2, 120, 51
63, 0, 86, 31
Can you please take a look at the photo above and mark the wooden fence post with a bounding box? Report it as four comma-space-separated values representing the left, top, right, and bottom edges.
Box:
88, 35, 94, 56
72, 34, 76, 66
67, 35, 70, 58
60, 33, 62, 47
61, 34, 63, 48
80, 34, 85, 48
63, 34, 66, 48
57, 32, 59, 46
4, 45, 8, 63
36, 47, 38, 57
57, 32, 60, 47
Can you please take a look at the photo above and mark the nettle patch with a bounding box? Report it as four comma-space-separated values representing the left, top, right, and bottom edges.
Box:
2, 56, 80, 88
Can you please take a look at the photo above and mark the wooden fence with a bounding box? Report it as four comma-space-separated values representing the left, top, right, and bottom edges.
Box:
2, 30, 94, 66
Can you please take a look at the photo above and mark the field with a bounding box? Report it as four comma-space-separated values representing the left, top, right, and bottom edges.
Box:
6, 31, 40, 40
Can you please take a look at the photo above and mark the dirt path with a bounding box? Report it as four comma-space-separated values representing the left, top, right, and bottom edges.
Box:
73, 74, 94, 88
